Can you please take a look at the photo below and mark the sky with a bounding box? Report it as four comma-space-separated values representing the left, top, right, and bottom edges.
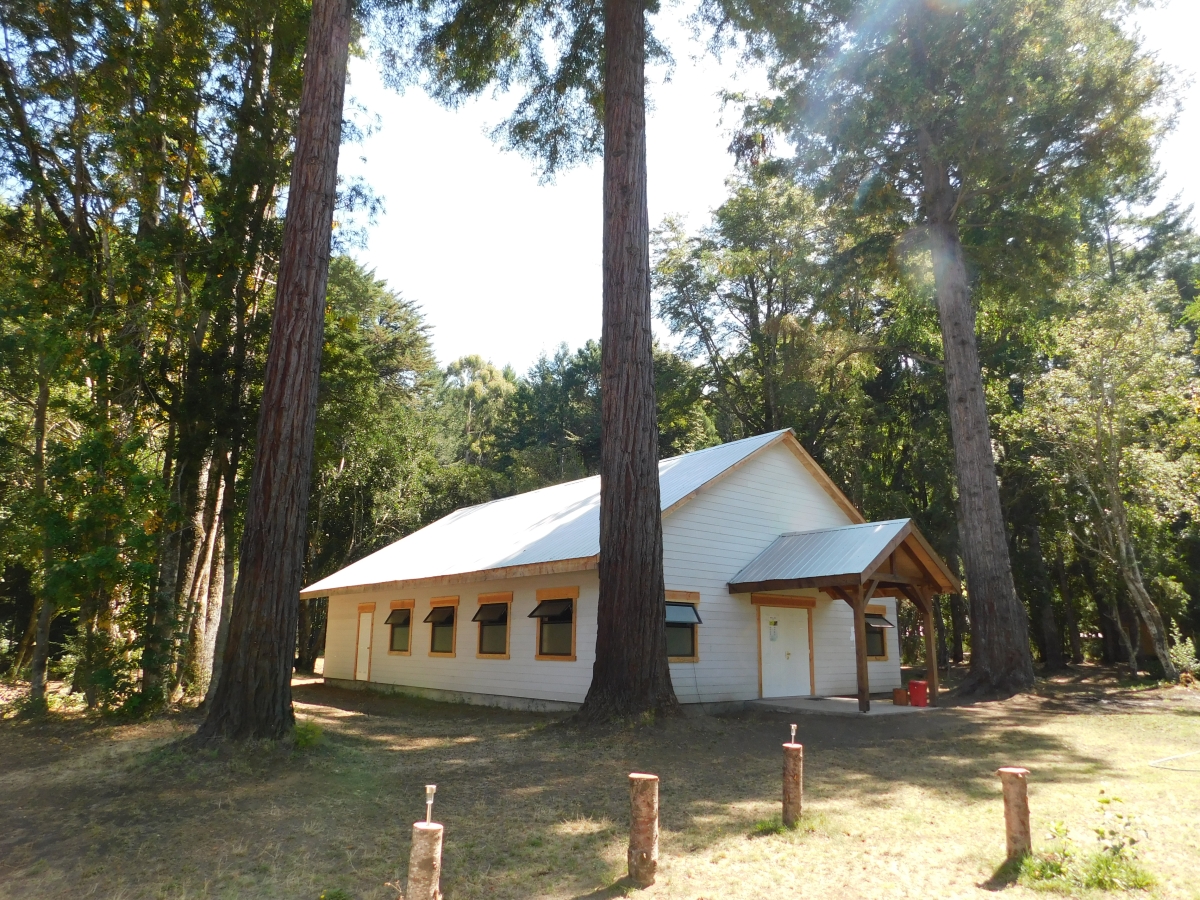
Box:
340, 1, 1200, 375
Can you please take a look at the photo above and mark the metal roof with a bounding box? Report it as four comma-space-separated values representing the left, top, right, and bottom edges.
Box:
301, 429, 795, 597
728, 520, 913, 591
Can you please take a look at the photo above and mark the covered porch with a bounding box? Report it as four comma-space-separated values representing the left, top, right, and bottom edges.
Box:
729, 519, 959, 712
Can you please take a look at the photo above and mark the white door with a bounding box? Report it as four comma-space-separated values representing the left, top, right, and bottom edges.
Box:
355, 610, 373, 681
760, 607, 811, 698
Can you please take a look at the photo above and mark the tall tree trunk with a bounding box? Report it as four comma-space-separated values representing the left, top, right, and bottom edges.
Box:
196, 0, 352, 742
296, 597, 314, 674
203, 449, 239, 708
29, 595, 54, 704
950, 593, 966, 664
577, 0, 678, 723
1114, 600, 1138, 676
296, 596, 326, 673
28, 374, 53, 705
1107, 487, 1177, 680
923, 211, 1034, 694
195, 514, 225, 695
171, 454, 214, 696
1029, 525, 1064, 670
175, 461, 224, 696
1081, 553, 1119, 665
1125, 599, 1141, 662
1055, 546, 1084, 665
934, 595, 949, 670
10, 593, 39, 679
143, 421, 190, 702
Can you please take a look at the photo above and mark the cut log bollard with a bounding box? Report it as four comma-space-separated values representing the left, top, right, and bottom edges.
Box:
628, 773, 659, 887
783, 740, 804, 828
996, 767, 1032, 861
407, 821, 444, 900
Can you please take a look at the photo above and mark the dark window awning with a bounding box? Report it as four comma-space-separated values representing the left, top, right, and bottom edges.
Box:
385, 608, 411, 626
424, 606, 455, 625
529, 599, 573, 618
665, 602, 702, 624
865, 613, 894, 629
472, 602, 509, 623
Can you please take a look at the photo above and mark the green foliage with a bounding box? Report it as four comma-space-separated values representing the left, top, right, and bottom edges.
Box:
0, 0, 313, 705
293, 720, 324, 750
722, 0, 1162, 248
750, 816, 788, 837
1168, 621, 1198, 677
749, 812, 827, 839
375, 0, 667, 178
654, 167, 959, 565
1017, 802, 1155, 893
306, 258, 442, 581
317, 889, 352, 900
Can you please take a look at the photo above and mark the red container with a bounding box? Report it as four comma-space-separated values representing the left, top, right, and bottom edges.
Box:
908, 680, 928, 707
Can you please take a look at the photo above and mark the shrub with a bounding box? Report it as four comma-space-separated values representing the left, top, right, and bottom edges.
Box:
1168, 621, 1198, 677
1017, 798, 1155, 893
749, 812, 827, 839
294, 719, 323, 750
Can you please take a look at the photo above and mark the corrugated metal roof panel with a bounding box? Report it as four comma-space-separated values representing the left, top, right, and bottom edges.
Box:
728, 520, 911, 588
302, 429, 791, 595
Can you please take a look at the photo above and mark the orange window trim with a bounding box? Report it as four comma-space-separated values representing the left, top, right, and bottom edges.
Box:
666, 589, 700, 663
428, 595, 459, 657
388, 599, 415, 655
534, 586, 578, 661
476, 591, 512, 659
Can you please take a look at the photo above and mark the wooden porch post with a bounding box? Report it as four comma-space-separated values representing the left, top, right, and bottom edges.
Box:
921, 592, 939, 707
852, 586, 871, 713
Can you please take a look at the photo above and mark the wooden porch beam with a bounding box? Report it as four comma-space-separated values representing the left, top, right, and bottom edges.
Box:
919, 588, 940, 706
897, 583, 940, 707
827, 585, 856, 607
852, 583, 871, 713
896, 541, 941, 590
896, 583, 929, 613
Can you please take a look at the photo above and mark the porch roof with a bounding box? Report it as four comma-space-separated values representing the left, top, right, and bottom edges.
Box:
727, 519, 958, 596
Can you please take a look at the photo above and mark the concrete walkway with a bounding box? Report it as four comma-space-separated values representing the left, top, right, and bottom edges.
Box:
751, 695, 940, 716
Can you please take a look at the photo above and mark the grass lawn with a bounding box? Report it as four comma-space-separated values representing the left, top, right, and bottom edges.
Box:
1, 668, 1198, 900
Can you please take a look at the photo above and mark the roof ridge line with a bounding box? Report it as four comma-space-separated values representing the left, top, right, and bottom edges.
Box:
775, 518, 911, 538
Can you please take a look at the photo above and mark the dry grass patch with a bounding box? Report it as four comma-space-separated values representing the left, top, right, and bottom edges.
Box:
0, 670, 1197, 899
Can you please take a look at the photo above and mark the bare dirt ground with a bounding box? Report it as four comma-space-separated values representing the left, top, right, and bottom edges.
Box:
1, 667, 1198, 900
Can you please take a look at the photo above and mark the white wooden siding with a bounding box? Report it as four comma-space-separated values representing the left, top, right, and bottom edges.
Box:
662, 441, 860, 703
323, 440, 901, 704
325, 571, 600, 704
809, 595, 901, 695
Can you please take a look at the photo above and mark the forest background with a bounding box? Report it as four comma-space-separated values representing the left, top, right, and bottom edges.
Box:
1, 0, 1198, 711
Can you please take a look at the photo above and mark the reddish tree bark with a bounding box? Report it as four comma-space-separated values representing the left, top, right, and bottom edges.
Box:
195, 0, 352, 742
577, 0, 678, 722
925, 210, 1035, 694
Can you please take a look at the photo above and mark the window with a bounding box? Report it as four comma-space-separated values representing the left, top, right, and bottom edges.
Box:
865, 610, 894, 660
529, 588, 578, 660
385, 605, 412, 654
665, 602, 702, 661
472, 594, 511, 658
424, 599, 459, 656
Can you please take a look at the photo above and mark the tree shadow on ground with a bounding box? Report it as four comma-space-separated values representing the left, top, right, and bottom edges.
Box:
1, 676, 1194, 900
282, 682, 1117, 898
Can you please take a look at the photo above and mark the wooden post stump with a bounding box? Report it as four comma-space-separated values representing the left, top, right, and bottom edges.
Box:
628, 773, 659, 886
407, 821, 443, 900
996, 767, 1031, 860
783, 742, 803, 827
